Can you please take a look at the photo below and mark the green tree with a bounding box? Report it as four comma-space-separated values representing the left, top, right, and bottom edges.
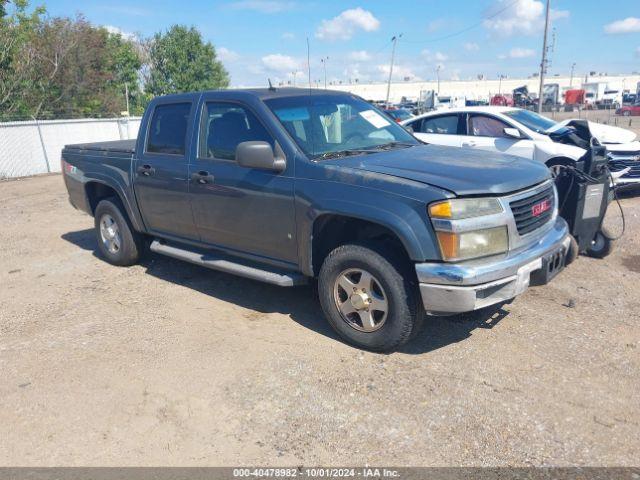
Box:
0, 0, 46, 118
146, 25, 229, 96
105, 30, 144, 114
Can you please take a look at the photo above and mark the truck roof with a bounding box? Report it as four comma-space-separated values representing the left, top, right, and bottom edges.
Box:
155, 87, 354, 102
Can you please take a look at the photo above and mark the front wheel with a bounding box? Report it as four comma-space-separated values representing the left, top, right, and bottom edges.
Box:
585, 230, 614, 259
318, 243, 421, 352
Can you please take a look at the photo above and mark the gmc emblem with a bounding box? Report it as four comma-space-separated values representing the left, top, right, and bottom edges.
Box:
532, 199, 551, 217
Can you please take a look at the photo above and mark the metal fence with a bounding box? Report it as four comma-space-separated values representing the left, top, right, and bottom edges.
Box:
0, 117, 141, 179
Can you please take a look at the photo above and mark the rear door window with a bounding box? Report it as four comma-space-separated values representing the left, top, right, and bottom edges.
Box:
146, 103, 191, 155
420, 115, 459, 134
199, 102, 273, 160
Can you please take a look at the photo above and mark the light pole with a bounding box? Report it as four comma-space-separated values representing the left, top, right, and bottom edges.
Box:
291, 71, 297, 87
537, 0, 551, 113
320, 56, 329, 89
498, 74, 505, 95
385, 34, 402, 106
436, 65, 441, 95
569, 62, 576, 87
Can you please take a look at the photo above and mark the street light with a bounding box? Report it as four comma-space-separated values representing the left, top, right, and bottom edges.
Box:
436, 65, 441, 95
569, 62, 576, 87
320, 56, 329, 89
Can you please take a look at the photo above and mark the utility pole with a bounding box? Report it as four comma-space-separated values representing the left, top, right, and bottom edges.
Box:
291, 71, 297, 87
498, 74, 504, 95
385, 34, 401, 106
436, 65, 441, 95
569, 62, 576, 87
320, 56, 329, 89
537, 0, 550, 113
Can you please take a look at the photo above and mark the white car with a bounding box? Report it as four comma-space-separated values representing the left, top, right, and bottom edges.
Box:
401, 107, 640, 186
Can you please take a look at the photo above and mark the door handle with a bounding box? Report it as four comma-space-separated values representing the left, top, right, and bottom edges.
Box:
462, 141, 477, 147
137, 164, 155, 176
191, 170, 215, 184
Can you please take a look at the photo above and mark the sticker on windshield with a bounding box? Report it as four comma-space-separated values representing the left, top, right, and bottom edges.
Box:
359, 109, 391, 129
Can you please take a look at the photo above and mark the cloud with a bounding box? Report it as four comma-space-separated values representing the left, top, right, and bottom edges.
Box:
507, 47, 536, 58
483, 0, 569, 36
281, 32, 295, 40
604, 17, 640, 34
421, 49, 448, 62
217, 47, 240, 62
316, 8, 380, 41
377, 64, 420, 81
103, 25, 136, 41
464, 42, 480, 52
229, 1, 295, 13
349, 50, 371, 62
261, 53, 300, 72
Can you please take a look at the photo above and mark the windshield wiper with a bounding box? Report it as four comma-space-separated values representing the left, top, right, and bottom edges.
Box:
313, 149, 378, 160
362, 141, 417, 151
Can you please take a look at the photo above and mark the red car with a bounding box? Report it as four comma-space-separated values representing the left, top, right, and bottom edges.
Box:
616, 103, 640, 116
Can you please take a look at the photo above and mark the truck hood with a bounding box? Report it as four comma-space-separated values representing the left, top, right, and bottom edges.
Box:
329, 144, 551, 196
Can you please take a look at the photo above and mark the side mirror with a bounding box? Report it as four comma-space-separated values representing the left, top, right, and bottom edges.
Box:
503, 127, 521, 139
236, 141, 286, 172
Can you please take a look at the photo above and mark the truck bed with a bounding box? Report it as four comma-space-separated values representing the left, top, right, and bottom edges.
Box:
65, 139, 136, 153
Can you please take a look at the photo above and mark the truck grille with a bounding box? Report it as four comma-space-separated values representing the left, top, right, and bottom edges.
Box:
509, 186, 555, 236
609, 159, 640, 179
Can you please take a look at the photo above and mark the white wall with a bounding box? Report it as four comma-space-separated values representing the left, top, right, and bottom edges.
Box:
324, 74, 640, 103
0, 117, 141, 178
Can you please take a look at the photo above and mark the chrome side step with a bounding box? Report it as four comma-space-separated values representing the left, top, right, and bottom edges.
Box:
149, 240, 307, 287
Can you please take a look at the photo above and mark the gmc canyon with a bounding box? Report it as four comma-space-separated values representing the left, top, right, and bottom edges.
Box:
62, 88, 571, 352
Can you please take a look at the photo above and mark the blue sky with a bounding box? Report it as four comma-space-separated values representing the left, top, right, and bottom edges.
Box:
41, 0, 640, 86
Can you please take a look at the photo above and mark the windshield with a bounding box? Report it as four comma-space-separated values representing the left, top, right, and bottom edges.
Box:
386, 109, 413, 121
503, 109, 558, 134
264, 94, 419, 159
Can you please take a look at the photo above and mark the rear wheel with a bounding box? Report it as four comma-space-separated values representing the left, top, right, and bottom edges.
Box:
318, 243, 421, 352
94, 197, 142, 266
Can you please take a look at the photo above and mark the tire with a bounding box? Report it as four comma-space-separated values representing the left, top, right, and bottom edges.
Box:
585, 230, 614, 259
565, 234, 579, 266
94, 197, 142, 266
318, 242, 421, 352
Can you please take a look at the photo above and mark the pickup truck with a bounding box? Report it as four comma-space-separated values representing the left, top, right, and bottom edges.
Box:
62, 88, 571, 352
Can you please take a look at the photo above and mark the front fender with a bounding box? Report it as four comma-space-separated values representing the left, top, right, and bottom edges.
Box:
294, 179, 441, 276
533, 142, 585, 163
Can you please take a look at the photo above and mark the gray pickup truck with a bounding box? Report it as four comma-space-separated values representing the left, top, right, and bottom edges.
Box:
62, 88, 571, 352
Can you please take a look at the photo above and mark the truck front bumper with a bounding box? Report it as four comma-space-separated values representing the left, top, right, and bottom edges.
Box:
416, 217, 571, 314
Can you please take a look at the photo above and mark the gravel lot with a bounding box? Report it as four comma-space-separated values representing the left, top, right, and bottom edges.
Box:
1, 174, 639, 466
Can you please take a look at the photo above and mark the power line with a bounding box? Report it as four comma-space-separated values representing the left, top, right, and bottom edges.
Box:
399, 0, 521, 45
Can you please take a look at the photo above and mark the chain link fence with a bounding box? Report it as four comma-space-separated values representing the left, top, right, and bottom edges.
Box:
0, 117, 142, 179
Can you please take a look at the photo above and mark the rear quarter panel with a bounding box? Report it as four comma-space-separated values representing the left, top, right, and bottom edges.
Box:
61, 147, 145, 232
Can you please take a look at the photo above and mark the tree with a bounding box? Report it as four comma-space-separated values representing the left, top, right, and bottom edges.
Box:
0, 0, 46, 117
146, 25, 229, 96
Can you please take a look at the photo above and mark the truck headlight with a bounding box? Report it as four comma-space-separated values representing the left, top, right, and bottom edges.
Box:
429, 198, 508, 261
429, 198, 503, 219
435, 227, 508, 261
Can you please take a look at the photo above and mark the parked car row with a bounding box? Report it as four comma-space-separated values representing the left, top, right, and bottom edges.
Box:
402, 106, 640, 188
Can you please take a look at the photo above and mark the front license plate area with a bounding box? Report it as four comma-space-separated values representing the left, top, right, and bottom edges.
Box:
531, 247, 566, 286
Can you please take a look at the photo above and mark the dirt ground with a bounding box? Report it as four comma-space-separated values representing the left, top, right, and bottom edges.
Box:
1, 174, 639, 466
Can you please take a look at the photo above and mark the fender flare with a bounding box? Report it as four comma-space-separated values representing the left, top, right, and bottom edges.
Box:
83, 174, 145, 232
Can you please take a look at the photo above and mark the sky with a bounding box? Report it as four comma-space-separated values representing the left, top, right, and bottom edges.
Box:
40, 0, 640, 87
